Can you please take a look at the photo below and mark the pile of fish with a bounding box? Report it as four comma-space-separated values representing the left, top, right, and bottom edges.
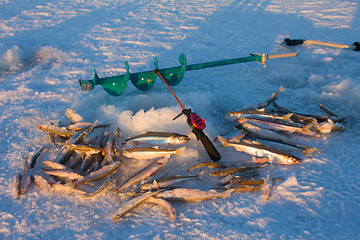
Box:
13, 109, 269, 222
218, 86, 345, 199
12, 87, 345, 222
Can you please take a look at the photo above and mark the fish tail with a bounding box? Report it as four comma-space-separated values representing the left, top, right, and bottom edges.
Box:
281, 113, 294, 121
217, 136, 229, 147
221, 189, 234, 198
304, 147, 318, 157
301, 123, 314, 134
271, 86, 285, 99
176, 147, 187, 156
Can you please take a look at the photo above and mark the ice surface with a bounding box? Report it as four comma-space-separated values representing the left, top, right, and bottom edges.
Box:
1, 0, 359, 239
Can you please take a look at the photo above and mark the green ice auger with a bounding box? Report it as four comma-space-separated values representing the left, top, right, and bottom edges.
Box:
79, 46, 298, 96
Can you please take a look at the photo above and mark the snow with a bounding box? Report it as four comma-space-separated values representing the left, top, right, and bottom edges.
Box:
1, 0, 360, 239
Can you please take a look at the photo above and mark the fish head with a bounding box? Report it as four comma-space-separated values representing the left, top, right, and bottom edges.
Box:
237, 117, 245, 124
173, 135, 190, 144
287, 156, 302, 165
121, 149, 132, 158
225, 112, 238, 121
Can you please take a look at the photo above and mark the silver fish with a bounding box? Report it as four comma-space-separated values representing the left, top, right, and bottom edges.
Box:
13, 174, 22, 199
186, 161, 226, 172
210, 165, 263, 177
43, 160, 69, 170
244, 86, 285, 111
64, 143, 103, 155
43, 169, 83, 181
140, 174, 200, 191
113, 128, 123, 158
240, 121, 317, 156
262, 163, 275, 200
157, 188, 233, 202
50, 181, 86, 195
38, 124, 77, 138
82, 176, 117, 199
215, 129, 248, 143
30, 146, 46, 169
238, 117, 317, 137
145, 197, 176, 221
217, 136, 302, 165
32, 175, 53, 192
124, 132, 190, 146
122, 147, 186, 160
65, 108, 84, 123
73, 162, 121, 186
112, 191, 160, 222
116, 158, 168, 193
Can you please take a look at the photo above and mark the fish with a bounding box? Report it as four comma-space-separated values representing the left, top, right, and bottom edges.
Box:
145, 197, 176, 221
140, 174, 200, 191
54, 146, 75, 164
230, 185, 261, 192
313, 119, 345, 133
82, 176, 117, 199
71, 120, 99, 145
43, 160, 69, 170
124, 132, 190, 146
116, 158, 168, 193
186, 161, 226, 172
319, 104, 343, 119
73, 161, 121, 186
38, 124, 77, 138
262, 163, 275, 200
66, 122, 93, 131
103, 132, 115, 163
30, 146, 46, 169
113, 128, 123, 158
244, 86, 285, 111
63, 143, 103, 155
237, 117, 317, 137
50, 181, 86, 195
225, 110, 293, 122
13, 174, 22, 199
65, 108, 85, 123
32, 175, 53, 192
240, 120, 317, 156
43, 169, 83, 181
157, 188, 233, 202
209, 165, 264, 177
217, 136, 302, 165
215, 129, 248, 143
112, 190, 160, 222
122, 147, 186, 160
233, 177, 283, 186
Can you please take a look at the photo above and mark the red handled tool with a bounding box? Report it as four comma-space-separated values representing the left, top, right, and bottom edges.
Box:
152, 70, 221, 162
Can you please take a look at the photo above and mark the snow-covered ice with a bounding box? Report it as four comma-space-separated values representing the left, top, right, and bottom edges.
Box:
1, 0, 359, 239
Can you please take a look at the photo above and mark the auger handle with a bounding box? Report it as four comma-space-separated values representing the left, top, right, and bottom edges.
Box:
192, 128, 221, 162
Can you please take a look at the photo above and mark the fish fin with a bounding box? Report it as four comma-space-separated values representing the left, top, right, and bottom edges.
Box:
153, 180, 159, 189
217, 136, 229, 147
175, 147, 187, 156
304, 147, 318, 157
252, 157, 268, 164
302, 123, 314, 134
257, 108, 266, 112
281, 113, 294, 121
151, 146, 159, 149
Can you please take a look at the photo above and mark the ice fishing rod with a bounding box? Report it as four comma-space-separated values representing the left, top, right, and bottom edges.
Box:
150, 69, 221, 162
284, 38, 360, 51
78, 45, 298, 97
